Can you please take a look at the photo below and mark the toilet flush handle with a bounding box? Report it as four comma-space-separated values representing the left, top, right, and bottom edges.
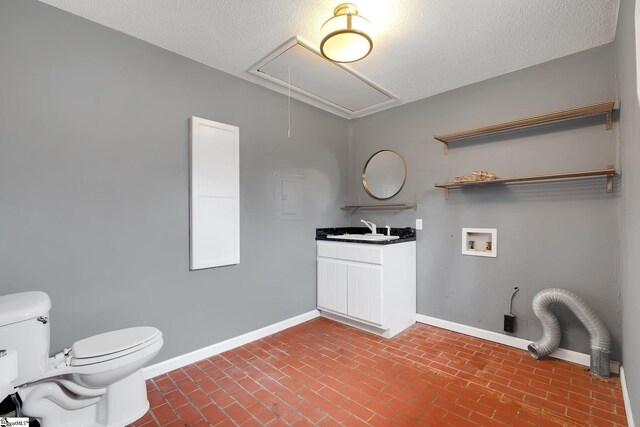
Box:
37, 316, 48, 324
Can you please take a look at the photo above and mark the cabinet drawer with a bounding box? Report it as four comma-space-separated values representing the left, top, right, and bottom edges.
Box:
317, 241, 383, 265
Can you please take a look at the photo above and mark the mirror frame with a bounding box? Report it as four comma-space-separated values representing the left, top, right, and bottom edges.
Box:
361, 149, 408, 200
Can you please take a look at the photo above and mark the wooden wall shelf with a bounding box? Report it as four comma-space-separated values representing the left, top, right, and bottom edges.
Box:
342, 194, 417, 210
341, 202, 417, 210
435, 165, 616, 199
434, 100, 615, 154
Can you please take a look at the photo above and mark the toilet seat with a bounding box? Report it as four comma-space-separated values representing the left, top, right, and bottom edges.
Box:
69, 327, 162, 367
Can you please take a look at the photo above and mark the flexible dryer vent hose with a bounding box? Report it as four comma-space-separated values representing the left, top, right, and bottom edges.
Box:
528, 288, 611, 377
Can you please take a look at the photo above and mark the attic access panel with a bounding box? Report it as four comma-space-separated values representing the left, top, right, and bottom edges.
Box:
251, 40, 396, 115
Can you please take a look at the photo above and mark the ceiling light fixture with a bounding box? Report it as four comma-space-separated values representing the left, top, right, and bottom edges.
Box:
320, 3, 372, 63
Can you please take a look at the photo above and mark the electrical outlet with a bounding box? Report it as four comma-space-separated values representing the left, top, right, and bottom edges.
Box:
416, 219, 423, 230
504, 314, 515, 333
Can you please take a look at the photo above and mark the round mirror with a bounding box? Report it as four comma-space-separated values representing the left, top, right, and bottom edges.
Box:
362, 150, 407, 200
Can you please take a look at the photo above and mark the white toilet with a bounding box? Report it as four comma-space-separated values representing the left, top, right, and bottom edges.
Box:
0, 291, 163, 427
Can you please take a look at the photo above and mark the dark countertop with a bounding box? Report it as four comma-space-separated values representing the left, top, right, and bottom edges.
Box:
316, 227, 416, 245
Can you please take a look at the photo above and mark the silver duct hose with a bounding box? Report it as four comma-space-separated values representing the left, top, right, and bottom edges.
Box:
528, 288, 611, 377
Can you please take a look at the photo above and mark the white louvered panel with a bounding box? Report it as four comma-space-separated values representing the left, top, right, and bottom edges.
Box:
346, 264, 383, 325
317, 259, 328, 309
368, 269, 382, 325
317, 258, 348, 315
335, 263, 348, 314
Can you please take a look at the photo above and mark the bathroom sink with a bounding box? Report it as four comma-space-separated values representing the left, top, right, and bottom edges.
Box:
326, 234, 400, 241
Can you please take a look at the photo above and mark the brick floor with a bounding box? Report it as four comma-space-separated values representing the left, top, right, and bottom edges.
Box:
130, 317, 627, 426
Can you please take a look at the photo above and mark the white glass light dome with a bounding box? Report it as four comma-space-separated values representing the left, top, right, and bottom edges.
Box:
320, 3, 373, 63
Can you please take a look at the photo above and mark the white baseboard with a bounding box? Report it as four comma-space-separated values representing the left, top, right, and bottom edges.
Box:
143, 310, 320, 379
415, 314, 620, 374
621, 366, 636, 427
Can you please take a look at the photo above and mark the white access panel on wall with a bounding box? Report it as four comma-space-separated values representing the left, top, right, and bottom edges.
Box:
274, 173, 304, 220
190, 117, 239, 270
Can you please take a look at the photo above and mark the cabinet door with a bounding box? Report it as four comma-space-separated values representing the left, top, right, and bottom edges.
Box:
317, 259, 348, 315
347, 265, 382, 325
190, 117, 239, 269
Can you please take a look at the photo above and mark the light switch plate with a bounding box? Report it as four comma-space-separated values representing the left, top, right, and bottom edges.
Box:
416, 219, 423, 230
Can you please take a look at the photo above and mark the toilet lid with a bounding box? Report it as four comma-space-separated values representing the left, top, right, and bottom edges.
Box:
71, 327, 161, 360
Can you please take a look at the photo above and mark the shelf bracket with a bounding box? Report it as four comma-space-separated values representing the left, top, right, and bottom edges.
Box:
607, 164, 614, 193
443, 142, 448, 155
444, 188, 449, 200
605, 112, 612, 131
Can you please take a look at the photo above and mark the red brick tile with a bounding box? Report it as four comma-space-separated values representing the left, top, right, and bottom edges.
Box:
154, 377, 176, 394
175, 377, 198, 394
200, 403, 226, 424
217, 377, 241, 394
164, 389, 189, 410
167, 369, 187, 381
147, 389, 166, 409
591, 406, 628, 425
418, 412, 449, 427
231, 388, 259, 408
152, 404, 178, 425
523, 393, 569, 415
210, 389, 235, 408
469, 411, 504, 426
175, 404, 203, 425
291, 418, 315, 427
341, 398, 374, 422
337, 384, 370, 405
389, 398, 422, 420
496, 411, 537, 427
276, 376, 303, 392
271, 384, 303, 406
442, 412, 476, 427
142, 319, 627, 427
266, 418, 290, 427
223, 402, 252, 424
296, 400, 325, 424
195, 377, 218, 394
187, 389, 211, 408
457, 395, 496, 418
268, 400, 301, 424
133, 411, 155, 426
394, 413, 424, 426
184, 365, 207, 382
246, 402, 277, 425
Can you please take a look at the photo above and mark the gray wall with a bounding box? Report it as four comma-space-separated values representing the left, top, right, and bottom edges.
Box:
0, 0, 350, 362
0, 0, 628, 382
348, 45, 622, 359
615, 0, 640, 418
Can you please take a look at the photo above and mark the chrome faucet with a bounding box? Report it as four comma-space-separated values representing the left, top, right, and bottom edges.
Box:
361, 219, 377, 234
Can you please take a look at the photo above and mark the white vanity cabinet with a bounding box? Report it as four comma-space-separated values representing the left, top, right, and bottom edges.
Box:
316, 240, 416, 338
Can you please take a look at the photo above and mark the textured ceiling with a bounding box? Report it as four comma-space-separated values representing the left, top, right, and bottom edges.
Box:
39, 0, 620, 118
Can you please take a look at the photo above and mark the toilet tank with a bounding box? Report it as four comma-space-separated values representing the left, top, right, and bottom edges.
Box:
0, 291, 51, 386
